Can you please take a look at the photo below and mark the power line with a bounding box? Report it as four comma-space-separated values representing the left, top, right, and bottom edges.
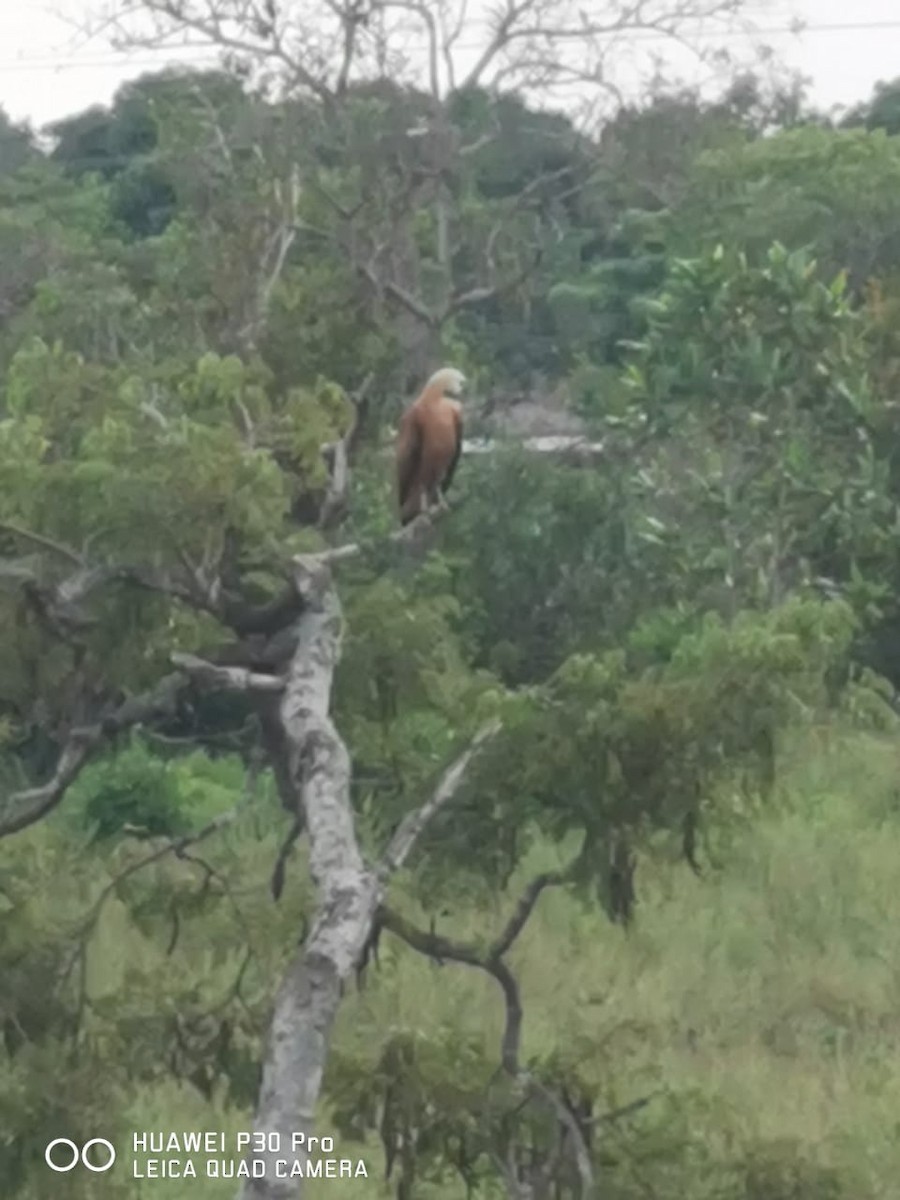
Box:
1, 17, 900, 74
0, 53, 220, 74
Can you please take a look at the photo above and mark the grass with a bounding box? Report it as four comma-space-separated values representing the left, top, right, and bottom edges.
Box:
13, 724, 900, 1198
328, 725, 900, 1197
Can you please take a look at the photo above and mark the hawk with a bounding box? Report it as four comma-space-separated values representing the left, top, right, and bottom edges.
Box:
395, 367, 466, 526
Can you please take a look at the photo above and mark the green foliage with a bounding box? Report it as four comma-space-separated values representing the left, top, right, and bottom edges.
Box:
69, 738, 188, 839
61, 737, 248, 840
0, 332, 350, 714
0, 757, 306, 1194
435, 598, 856, 903
443, 447, 635, 682
3, 336, 292, 548
335, 572, 497, 852
0, 109, 37, 179
843, 75, 900, 136
317, 724, 900, 1200
670, 125, 900, 288
548, 245, 666, 367
617, 243, 900, 613
5, 56, 900, 1200
46, 70, 245, 239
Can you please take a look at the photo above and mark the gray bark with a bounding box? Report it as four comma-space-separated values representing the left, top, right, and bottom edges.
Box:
238, 552, 496, 1198
239, 558, 375, 1199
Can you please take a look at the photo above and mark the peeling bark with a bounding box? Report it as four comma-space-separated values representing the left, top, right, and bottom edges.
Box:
238, 554, 496, 1198
238, 560, 377, 1198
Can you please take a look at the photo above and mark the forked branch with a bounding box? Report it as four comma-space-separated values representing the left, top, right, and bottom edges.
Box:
378, 842, 594, 1195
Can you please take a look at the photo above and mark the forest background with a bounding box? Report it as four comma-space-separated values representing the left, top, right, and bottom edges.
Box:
4, 0, 900, 1196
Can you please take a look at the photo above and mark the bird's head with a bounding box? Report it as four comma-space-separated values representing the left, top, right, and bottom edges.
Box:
427, 366, 467, 402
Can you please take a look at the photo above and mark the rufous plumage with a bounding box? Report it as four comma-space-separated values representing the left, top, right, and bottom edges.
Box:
395, 367, 466, 526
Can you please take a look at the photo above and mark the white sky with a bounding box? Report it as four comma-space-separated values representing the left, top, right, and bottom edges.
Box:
1, 0, 899, 129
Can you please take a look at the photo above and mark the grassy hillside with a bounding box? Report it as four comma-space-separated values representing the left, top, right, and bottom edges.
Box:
71, 725, 900, 1200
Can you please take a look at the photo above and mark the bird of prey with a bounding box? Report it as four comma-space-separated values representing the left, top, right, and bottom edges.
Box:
395, 366, 466, 526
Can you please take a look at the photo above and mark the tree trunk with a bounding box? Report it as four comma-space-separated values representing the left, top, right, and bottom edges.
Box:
238, 561, 381, 1199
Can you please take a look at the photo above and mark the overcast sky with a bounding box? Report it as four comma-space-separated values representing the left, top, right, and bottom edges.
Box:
1, 0, 899, 130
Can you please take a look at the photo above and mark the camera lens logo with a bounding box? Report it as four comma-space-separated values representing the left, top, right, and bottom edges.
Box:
45, 1138, 116, 1173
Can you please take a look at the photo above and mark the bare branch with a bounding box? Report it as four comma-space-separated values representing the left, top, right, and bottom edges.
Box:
379, 842, 594, 1196
460, 0, 540, 92
0, 735, 94, 841
233, 396, 256, 447
379, 903, 495, 969
171, 651, 286, 693
357, 256, 439, 329
5, 557, 123, 642
121, 560, 306, 638
490, 864, 577, 958
377, 913, 590, 1190
0, 492, 452, 679
124, 562, 223, 618
139, 398, 170, 430
0, 521, 84, 566
236, 159, 303, 351
438, 0, 468, 91
378, 718, 501, 877
0, 673, 187, 839
382, 0, 441, 98
448, 246, 543, 315
299, 500, 454, 571
100, 0, 762, 134
321, 0, 362, 94
108, 0, 338, 105
378, 869, 566, 1068
381, 841, 585, 971
317, 373, 373, 532
353, 153, 567, 334
459, 130, 500, 157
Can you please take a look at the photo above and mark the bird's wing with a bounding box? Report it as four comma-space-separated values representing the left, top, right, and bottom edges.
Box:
441, 403, 463, 494
395, 407, 423, 511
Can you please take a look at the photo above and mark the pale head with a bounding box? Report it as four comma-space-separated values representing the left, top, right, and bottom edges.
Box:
424, 366, 467, 402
